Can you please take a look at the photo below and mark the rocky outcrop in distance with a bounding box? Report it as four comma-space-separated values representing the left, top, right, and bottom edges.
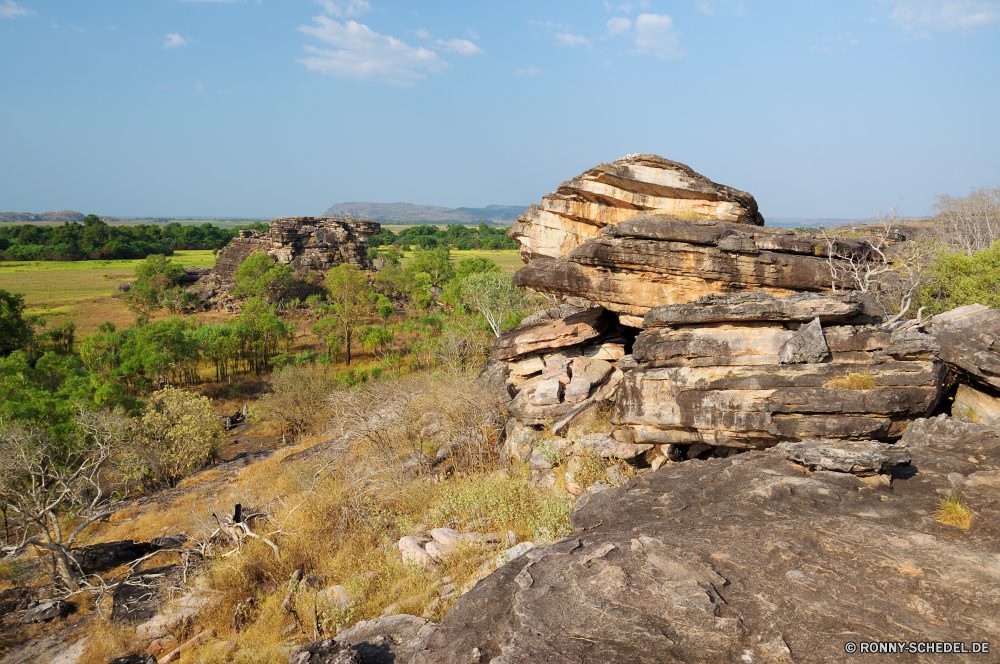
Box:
185, 216, 380, 307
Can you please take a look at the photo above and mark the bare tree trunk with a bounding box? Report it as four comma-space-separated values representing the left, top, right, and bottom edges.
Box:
346, 328, 352, 366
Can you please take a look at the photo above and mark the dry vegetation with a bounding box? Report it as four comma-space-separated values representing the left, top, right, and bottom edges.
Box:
934, 493, 972, 530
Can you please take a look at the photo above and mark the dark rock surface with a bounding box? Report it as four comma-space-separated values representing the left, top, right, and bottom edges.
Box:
642, 292, 870, 327
335, 615, 436, 664
110, 564, 184, 624
289, 639, 360, 664
106, 656, 157, 664
412, 416, 1000, 663
775, 439, 910, 475
72, 539, 152, 575
926, 304, 1000, 390
17, 600, 67, 624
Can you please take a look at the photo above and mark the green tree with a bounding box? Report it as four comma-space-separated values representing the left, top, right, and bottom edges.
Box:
455, 256, 500, 281
463, 272, 530, 337
0, 289, 34, 355
234, 251, 294, 302
315, 264, 376, 366
133, 387, 223, 487
406, 246, 454, 287
915, 243, 1000, 314
123, 254, 185, 324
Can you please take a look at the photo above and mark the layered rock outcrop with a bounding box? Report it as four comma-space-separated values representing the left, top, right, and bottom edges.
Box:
509, 154, 764, 261
212, 217, 379, 283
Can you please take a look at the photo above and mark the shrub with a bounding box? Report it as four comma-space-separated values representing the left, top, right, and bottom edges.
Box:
133, 386, 224, 487
915, 243, 1000, 315
254, 363, 336, 439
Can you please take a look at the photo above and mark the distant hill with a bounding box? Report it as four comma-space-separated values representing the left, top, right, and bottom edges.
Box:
323, 202, 528, 225
0, 210, 85, 223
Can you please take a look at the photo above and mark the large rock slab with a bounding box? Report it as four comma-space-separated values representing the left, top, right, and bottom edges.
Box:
616, 360, 946, 447
926, 303, 1000, 390
643, 292, 870, 328
952, 383, 1000, 424
412, 416, 1000, 664
775, 439, 910, 475
334, 614, 436, 664
491, 307, 610, 361
778, 317, 830, 364
509, 155, 764, 262
513, 216, 867, 319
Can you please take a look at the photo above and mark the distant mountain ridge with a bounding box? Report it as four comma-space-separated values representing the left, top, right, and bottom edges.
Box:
0, 210, 85, 223
322, 202, 528, 225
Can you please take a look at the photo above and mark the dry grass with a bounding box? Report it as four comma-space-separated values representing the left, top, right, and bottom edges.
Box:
827, 370, 877, 390
934, 494, 972, 529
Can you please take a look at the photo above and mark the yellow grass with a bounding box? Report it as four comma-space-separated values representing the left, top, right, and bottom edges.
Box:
827, 370, 877, 390
934, 494, 972, 529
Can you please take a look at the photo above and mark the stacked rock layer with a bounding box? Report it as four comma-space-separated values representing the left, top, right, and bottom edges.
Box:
509, 154, 765, 262
495, 156, 1000, 472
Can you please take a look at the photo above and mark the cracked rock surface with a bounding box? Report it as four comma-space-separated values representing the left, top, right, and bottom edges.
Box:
411, 416, 1000, 664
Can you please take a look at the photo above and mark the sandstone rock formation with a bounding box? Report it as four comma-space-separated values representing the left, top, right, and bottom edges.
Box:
513, 216, 868, 322
212, 217, 379, 283
509, 155, 764, 261
412, 415, 1000, 664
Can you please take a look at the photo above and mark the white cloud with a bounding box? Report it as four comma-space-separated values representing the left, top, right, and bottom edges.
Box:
515, 66, 543, 76
218, 89, 231, 95
196, 82, 205, 92
434, 38, 483, 55
164, 33, 191, 48
606, 17, 632, 34
882, 0, 1000, 32
810, 33, 860, 52
0, 1, 34, 18
633, 13, 684, 58
316, 0, 371, 17
614, 0, 650, 12
528, 20, 566, 30
554, 32, 590, 46
413, 28, 430, 38
298, 16, 449, 86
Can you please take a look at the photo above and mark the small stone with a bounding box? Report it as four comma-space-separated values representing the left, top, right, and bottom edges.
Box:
18, 600, 67, 624
529, 378, 563, 406
778, 317, 831, 364
506, 530, 517, 547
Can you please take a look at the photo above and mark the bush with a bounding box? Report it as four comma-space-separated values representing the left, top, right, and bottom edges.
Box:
253, 363, 336, 439
132, 387, 224, 487
915, 243, 1000, 315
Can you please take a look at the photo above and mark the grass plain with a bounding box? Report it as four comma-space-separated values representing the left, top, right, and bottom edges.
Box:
0, 249, 523, 336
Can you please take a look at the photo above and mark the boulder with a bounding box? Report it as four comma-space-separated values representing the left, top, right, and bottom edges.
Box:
778, 317, 831, 364
528, 378, 563, 406
411, 416, 1000, 664
509, 155, 764, 261
643, 292, 870, 328
334, 614, 436, 664
134, 590, 214, 639
617, 360, 946, 447
398, 537, 435, 568
491, 307, 610, 361
18, 600, 67, 624
775, 439, 911, 475
952, 383, 1000, 424
570, 433, 652, 460
288, 639, 360, 664
564, 358, 614, 403
512, 216, 867, 319
72, 539, 152, 575
926, 304, 1000, 389
111, 564, 185, 624
502, 420, 536, 464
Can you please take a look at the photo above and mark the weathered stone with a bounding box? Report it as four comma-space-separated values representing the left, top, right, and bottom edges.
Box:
111, 564, 185, 624
616, 360, 946, 447
134, 590, 215, 639
953, 383, 1000, 424
634, 322, 792, 364
492, 307, 609, 361
18, 600, 67, 624
211, 217, 379, 283
502, 420, 536, 464
288, 639, 360, 664
778, 317, 830, 364
643, 292, 869, 328
513, 216, 866, 318
582, 340, 625, 361
882, 328, 942, 360
411, 416, 1000, 664
528, 378, 563, 406
570, 433, 652, 460
521, 305, 586, 326
564, 357, 613, 403
398, 537, 434, 568
107, 656, 157, 664
509, 155, 764, 262
925, 304, 1000, 389
72, 539, 152, 575
775, 439, 911, 475
508, 355, 544, 377
334, 615, 436, 664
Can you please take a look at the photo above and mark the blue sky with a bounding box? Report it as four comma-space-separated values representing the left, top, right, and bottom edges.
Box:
1, 0, 998, 219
